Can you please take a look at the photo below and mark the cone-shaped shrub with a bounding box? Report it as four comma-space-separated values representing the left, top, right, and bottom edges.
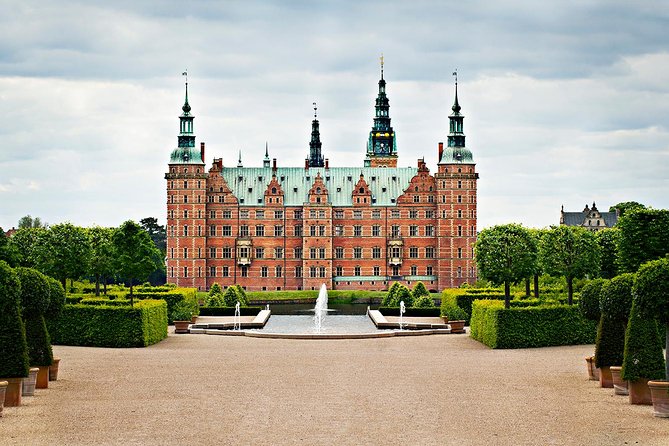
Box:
208, 283, 222, 296
233, 285, 248, 306
382, 282, 402, 306
0, 261, 29, 378
595, 274, 635, 368
621, 301, 665, 382
411, 282, 430, 300
45, 276, 66, 320
15, 267, 53, 367
579, 278, 607, 322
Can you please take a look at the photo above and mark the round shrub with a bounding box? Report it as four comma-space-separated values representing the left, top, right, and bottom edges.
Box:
599, 273, 634, 321
223, 287, 241, 307
0, 261, 30, 378
15, 267, 51, 315
579, 278, 607, 322
633, 257, 669, 324
382, 282, 402, 307
204, 292, 225, 307
412, 295, 435, 308
45, 276, 66, 319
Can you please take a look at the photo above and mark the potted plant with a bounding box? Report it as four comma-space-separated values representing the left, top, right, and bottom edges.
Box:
632, 258, 669, 416
45, 277, 65, 381
596, 274, 634, 389
16, 267, 53, 389
172, 300, 194, 334
0, 381, 7, 417
22, 367, 39, 397
440, 301, 467, 333
0, 261, 30, 407
579, 278, 606, 381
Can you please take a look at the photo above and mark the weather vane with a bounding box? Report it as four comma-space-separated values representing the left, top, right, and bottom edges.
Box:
313, 102, 317, 118
380, 53, 384, 77
452, 68, 458, 85
182, 70, 188, 84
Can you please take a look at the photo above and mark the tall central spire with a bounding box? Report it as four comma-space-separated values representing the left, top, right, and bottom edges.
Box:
448, 70, 465, 149
308, 102, 324, 167
365, 55, 397, 167
170, 74, 202, 164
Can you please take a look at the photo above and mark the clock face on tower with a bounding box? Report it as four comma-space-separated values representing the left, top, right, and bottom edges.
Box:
378, 142, 388, 154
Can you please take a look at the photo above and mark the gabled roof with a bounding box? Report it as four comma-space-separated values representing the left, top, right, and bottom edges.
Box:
217, 166, 418, 206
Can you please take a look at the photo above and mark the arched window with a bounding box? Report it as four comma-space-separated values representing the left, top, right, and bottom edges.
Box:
272, 187, 277, 194
360, 187, 365, 193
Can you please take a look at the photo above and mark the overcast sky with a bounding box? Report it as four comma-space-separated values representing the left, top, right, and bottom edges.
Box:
1, 0, 668, 231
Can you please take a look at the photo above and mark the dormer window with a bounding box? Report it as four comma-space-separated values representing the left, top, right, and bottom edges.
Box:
272, 187, 277, 194
316, 187, 321, 194
359, 188, 364, 193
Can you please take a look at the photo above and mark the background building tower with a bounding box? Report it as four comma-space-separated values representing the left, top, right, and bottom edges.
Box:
307, 103, 324, 168
365, 55, 398, 167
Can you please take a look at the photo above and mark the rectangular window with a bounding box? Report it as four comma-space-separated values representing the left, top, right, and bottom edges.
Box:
274, 225, 283, 237
426, 266, 433, 276
310, 248, 317, 259
335, 210, 344, 219
222, 247, 232, 259
372, 225, 381, 237
427, 195, 434, 203
319, 267, 326, 278
319, 210, 325, 218
256, 225, 265, 236
335, 266, 343, 276
354, 225, 362, 237
353, 210, 362, 219
334, 225, 343, 236
275, 248, 284, 259
241, 266, 248, 277
255, 247, 264, 259
413, 195, 420, 203
239, 247, 250, 259
319, 248, 326, 259
183, 195, 188, 204
209, 225, 216, 237
310, 225, 317, 236
222, 226, 232, 236
256, 210, 265, 219
335, 247, 343, 259
354, 247, 362, 259
209, 210, 216, 219
239, 225, 249, 237
391, 225, 400, 237
183, 247, 188, 259
409, 210, 418, 219
457, 195, 462, 203
274, 210, 284, 219
222, 210, 232, 219
295, 266, 303, 278
294, 225, 303, 237
198, 247, 202, 259
183, 225, 188, 236
391, 209, 400, 218
310, 266, 317, 278
409, 225, 418, 236
183, 266, 188, 277
425, 210, 434, 219
222, 266, 229, 277
410, 247, 418, 258
426, 247, 435, 259
261, 266, 268, 278
411, 266, 417, 275
310, 210, 317, 218
275, 266, 282, 277
457, 226, 463, 237
391, 246, 401, 258
354, 266, 361, 276
240, 210, 249, 219
425, 226, 434, 237
373, 266, 380, 276
294, 210, 303, 219
457, 209, 463, 219
209, 266, 216, 277
209, 247, 216, 258
458, 247, 463, 258
294, 247, 303, 259
372, 247, 381, 259
372, 210, 381, 219
319, 225, 325, 236
392, 265, 400, 276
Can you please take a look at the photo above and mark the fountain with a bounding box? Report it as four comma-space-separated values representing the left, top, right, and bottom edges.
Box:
314, 284, 328, 332
233, 301, 241, 331
399, 300, 406, 330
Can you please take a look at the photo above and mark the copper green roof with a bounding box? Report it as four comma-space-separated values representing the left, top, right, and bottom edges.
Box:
217, 166, 418, 206
170, 147, 203, 164
439, 146, 474, 164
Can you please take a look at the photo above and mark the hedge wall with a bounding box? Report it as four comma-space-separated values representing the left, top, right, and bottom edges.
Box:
132, 288, 197, 324
48, 300, 167, 347
378, 306, 441, 317
470, 300, 597, 349
198, 306, 263, 316
80, 298, 131, 306
440, 289, 505, 324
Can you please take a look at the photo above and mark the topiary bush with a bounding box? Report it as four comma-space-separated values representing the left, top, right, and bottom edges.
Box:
621, 301, 666, 382
45, 276, 66, 320
233, 285, 248, 306
0, 261, 30, 378
209, 283, 223, 296
595, 274, 635, 369
411, 282, 430, 300
578, 278, 606, 322
222, 286, 240, 307
381, 282, 402, 306
15, 267, 53, 367
412, 294, 435, 308
205, 292, 225, 307
395, 284, 414, 307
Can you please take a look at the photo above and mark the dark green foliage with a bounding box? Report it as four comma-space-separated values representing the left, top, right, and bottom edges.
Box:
0, 227, 20, 266
378, 307, 441, 317
595, 228, 620, 279
578, 279, 606, 321
411, 295, 435, 308
171, 300, 196, 321
48, 300, 167, 347
594, 316, 626, 368
80, 298, 131, 306
441, 289, 505, 324
411, 282, 430, 300
475, 223, 538, 308
198, 306, 264, 316
381, 282, 403, 306
222, 287, 241, 307
470, 300, 597, 349
599, 273, 634, 321
112, 220, 162, 298
45, 276, 66, 319
234, 285, 248, 305
633, 257, 669, 324
42, 223, 92, 289
130, 288, 197, 324
621, 302, 666, 381
0, 261, 30, 378
204, 292, 225, 307
609, 201, 645, 218
209, 283, 223, 296
15, 267, 50, 314
616, 209, 669, 273
66, 295, 84, 304
24, 314, 53, 366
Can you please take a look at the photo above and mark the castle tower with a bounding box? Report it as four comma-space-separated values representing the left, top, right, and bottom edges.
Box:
307, 103, 324, 168
365, 55, 398, 168
435, 73, 478, 287
165, 78, 208, 290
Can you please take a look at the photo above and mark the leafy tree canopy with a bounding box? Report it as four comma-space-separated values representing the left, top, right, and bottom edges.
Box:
140, 217, 166, 253
0, 227, 20, 266
616, 208, 669, 273
609, 201, 645, 218
42, 223, 92, 288
18, 215, 47, 229
112, 220, 162, 298
595, 228, 619, 279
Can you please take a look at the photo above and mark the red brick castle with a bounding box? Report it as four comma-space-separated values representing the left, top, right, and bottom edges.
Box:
166, 66, 478, 291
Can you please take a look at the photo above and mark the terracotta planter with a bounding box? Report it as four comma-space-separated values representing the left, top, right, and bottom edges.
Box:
49, 357, 61, 381
2, 377, 23, 407
599, 366, 614, 388
628, 378, 653, 405
448, 320, 466, 334
191, 315, 198, 324
610, 366, 628, 396
22, 368, 39, 396
174, 320, 190, 334
0, 381, 7, 417
585, 356, 600, 381
35, 365, 49, 389
648, 380, 669, 418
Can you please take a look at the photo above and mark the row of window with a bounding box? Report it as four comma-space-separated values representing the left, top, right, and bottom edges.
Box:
169, 208, 476, 221
169, 265, 449, 279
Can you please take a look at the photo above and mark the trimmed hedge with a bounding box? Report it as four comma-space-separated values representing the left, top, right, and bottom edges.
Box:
131, 288, 197, 324
16, 267, 53, 367
441, 289, 505, 324
594, 316, 626, 368
80, 298, 131, 306
378, 307, 441, 317
198, 306, 263, 316
49, 300, 168, 347
0, 261, 30, 378
470, 300, 597, 349
621, 301, 666, 381
45, 276, 66, 319
24, 314, 53, 366
578, 278, 607, 322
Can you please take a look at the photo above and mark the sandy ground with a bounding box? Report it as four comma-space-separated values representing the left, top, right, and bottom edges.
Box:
1, 329, 667, 446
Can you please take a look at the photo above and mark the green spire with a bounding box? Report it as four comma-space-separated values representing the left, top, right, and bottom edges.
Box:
440, 70, 474, 164
169, 77, 202, 164
308, 102, 324, 167
367, 55, 396, 158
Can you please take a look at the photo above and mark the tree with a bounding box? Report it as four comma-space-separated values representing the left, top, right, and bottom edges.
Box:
595, 228, 619, 279
475, 224, 537, 308
18, 215, 46, 229
616, 208, 669, 274
609, 201, 645, 218
15, 267, 53, 367
633, 257, 669, 380
140, 217, 167, 285
528, 229, 545, 298
0, 227, 20, 266
87, 226, 116, 296
41, 223, 92, 290
539, 226, 600, 305
0, 261, 30, 380
10, 227, 48, 268
112, 220, 162, 304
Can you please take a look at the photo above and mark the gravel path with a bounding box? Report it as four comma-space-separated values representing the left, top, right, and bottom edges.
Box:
2, 329, 667, 445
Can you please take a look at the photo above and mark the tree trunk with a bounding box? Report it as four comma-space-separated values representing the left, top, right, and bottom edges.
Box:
60, 277, 67, 292
129, 278, 134, 307
70, 278, 74, 291
666, 324, 669, 380
504, 281, 511, 309
525, 278, 531, 297
567, 277, 574, 305
103, 278, 107, 295
533, 274, 539, 298
95, 275, 100, 297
